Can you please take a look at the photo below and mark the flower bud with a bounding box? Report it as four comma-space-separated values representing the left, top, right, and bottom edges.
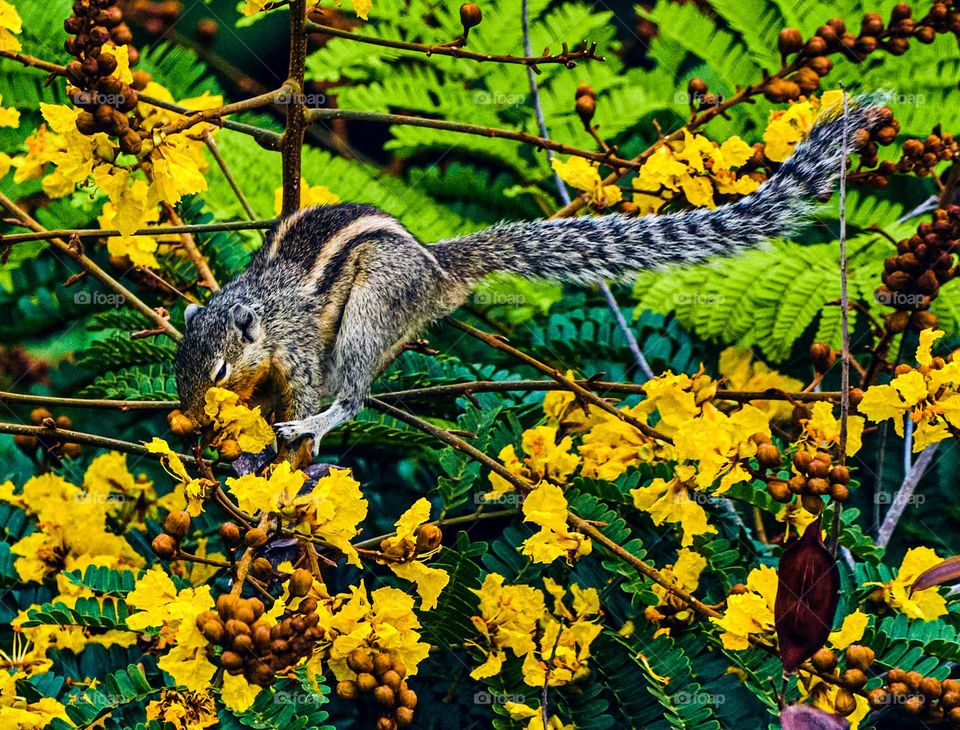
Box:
151, 533, 177, 559
778, 28, 804, 55
163, 510, 191, 539
459, 3, 482, 30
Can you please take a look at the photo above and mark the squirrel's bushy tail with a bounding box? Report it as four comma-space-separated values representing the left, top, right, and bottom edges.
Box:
432, 102, 885, 283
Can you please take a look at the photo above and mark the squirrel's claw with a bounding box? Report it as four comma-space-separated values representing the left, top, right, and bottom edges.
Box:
274, 419, 315, 445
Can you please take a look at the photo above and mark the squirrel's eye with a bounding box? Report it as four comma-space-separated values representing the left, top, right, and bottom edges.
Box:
212, 360, 230, 384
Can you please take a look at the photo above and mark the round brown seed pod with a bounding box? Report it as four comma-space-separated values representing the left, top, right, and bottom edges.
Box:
381, 670, 402, 692
801, 494, 824, 513
395, 707, 414, 727
373, 685, 396, 708
220, 650, 243, 670
829, 483, 850, 502
835, 688, 857, 716
841, 668, 868, 690
289, 568, 313, 597
374, 652, 394, 676
415, 524, 442, 553
399, 688, 417, 709
336, 680, 359, 700
811, 647, 838, 673
348, 648, 375, 674
357, 672, 378, 693
778, 28, 803, 55
459, 3, 482, 30
767, 479, 792, 503
757, 443, 781, 468
219, 522, 241, 546
867, 687, 889, 709
151, 533, 177, 559
245, 528, 268, 547
920, 677, 942, 699
163, 510, 191, 539
845, 644, 875, 671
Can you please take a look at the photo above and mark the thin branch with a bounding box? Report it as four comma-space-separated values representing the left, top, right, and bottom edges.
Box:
305, 108, 641, 169
164, 205, 219, 292
445, 318, 672, 444
305, 21, 602, 69
876, 444, 939, 548
0, 421, 197, 463
157, 86, 293, 137
204, 132, 262, 232
0, 192, 182, 341
375, 379, 842, 403
0, 391, 178, 410
0, 219, 277, 246
281, 0, 309, 216
353, 508, 519, 550
550, 60, 800, 219
367, 397, 716, 615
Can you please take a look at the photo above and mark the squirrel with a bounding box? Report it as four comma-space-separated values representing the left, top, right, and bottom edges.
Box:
175, 102, 882, 457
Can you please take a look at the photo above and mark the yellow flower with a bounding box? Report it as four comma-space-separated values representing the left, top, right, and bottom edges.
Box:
647, 548, 706, 631
503, 702, 574, 730
126, 567, 217, 692
320, 582, 431, 681
469, 573, 544, 680
146, 689, 218, 730
521, 483, 591, 564
763, 100, 818, 163
631, 476, 717, 547
551, 156, 622, 208
0, 0, 22, 53
873, 547, 948, 621
719, 347, 803, 422
635, 145, 688, 193
711, 565, 778, 649
0, 672, 69, 729
542, 374, 606, 433
798, 401, 864, 457
859, 329, 960, 452
273, 177, 340, 214
203, 387, 275, 453
487, 425, 580, 499
151, 134, 208, 205
828, 609, 869, 650
145, 438, 208, 517
0, 93, 19, 128
380, 498, 450, 610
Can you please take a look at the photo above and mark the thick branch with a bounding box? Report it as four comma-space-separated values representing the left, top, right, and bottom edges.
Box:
281, 0, 309, 216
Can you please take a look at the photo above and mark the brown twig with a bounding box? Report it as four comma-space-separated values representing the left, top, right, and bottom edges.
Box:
164, 205, 219, 292
305, 108, 641, 169
367, 397, 715, 615
305, 21, 602, 69
204, 132, 262, 232
0, 219, 276, 246
0, 391, 179, 410
0, 192, 181, 341
157, 86, 293, 137
0, 421, 197, 463
446, 318, 673, 443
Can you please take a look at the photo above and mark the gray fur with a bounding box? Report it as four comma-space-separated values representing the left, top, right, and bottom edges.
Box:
174, 104, 882, 456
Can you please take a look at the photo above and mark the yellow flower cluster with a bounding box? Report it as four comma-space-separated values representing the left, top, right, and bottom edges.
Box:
763, 90, 844, 162
468, 574, 601, 689
376, 498, 450, 610
859, 329, 960, 452
203, 386, 276, 455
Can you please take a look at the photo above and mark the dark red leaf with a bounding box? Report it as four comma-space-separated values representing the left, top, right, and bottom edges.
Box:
911, 555, 960, 593
774, 516, 840, 673
780, 704, 850, 730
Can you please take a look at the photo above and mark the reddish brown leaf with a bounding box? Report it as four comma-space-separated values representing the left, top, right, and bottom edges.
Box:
780, 704, 850, 730
911, 555, 960, 593
774, 516, 840, 673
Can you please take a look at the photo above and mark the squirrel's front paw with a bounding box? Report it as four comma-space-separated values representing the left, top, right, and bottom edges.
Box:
274, 419, 315, 445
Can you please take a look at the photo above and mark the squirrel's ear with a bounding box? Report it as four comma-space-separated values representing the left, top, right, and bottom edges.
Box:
231, 303, 262, 343
184, 303, 203, 328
